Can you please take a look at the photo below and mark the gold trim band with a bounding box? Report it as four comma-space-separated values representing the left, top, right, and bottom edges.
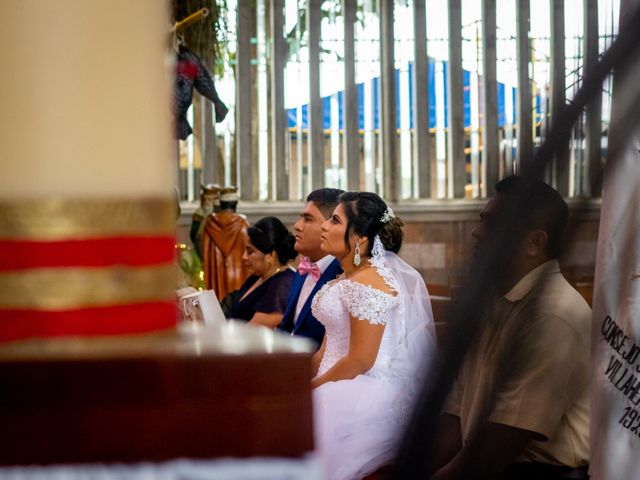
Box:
0, 198, 176, 240
0, 264, 177, 310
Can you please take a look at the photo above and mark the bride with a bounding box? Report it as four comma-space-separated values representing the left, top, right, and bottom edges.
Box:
311, 191, 437, 480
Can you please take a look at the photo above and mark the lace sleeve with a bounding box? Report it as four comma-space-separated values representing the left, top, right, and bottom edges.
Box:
341, 280, 399, 325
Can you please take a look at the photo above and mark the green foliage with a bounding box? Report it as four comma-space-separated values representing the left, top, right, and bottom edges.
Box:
177, 243, 205, 290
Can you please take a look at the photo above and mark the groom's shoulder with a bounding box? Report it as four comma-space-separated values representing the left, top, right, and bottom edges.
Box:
320, 256, 342, 278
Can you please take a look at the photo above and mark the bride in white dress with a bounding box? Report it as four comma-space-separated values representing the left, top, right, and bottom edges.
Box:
310, 192, 437, 480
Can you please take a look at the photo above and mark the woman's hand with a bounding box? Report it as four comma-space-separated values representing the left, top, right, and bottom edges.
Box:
248, 311, 283, 328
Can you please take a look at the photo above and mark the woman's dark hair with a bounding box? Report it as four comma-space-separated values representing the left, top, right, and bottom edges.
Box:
338, 192, 404, 255
247, 216, 297, 264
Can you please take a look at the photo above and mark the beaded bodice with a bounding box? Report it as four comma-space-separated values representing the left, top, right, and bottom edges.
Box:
312, 279, 400, 377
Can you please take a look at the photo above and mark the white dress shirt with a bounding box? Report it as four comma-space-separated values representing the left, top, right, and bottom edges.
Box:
294, 255, 335, 324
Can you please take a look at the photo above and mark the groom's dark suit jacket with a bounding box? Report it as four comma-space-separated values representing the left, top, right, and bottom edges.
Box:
277, 258, 342, 348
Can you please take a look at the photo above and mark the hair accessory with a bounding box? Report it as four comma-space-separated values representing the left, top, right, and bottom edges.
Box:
353, 243, 362, 267
380, 207, 395, 224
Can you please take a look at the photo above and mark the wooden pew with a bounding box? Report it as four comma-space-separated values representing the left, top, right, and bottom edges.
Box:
0, 328, 314, 466
426, 283, 450, 297
431, 295, 452, 348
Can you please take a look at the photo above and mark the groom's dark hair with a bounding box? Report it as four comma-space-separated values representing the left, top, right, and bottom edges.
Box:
307, 188, 345, 219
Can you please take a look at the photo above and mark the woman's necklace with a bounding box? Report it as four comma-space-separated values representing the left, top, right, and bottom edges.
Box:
260, 264, 287, 282
241, 265, 288, 302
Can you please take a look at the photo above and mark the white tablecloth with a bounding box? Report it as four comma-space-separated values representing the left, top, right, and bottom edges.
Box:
0, 456, 322, 480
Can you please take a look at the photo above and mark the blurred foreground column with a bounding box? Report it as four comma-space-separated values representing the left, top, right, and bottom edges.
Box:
0, 0, 177, 341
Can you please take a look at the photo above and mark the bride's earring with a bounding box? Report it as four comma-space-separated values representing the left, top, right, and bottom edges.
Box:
353, 242, 361, 267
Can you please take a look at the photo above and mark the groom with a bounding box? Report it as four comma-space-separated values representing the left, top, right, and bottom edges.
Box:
278, 188, 344, 348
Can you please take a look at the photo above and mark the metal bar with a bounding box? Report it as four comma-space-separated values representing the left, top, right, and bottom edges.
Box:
308, 0, 324, 192
330, 92, 340, 185
447, 0, 466, 198
364, 78, 377, 192
295, 106, 303, 199
270, 0, 288, 200
187, 106, 195, 201
257, 0, 269, 199
481, 0, 499, 196
295, 6, 304, 200
413, 0, 430, 198
380, 0, 399, 202
172, 8, 209, 33
201, 97, 218, 184
516, 0, 533, 172
550, 0, 569, 195
435, 60, 447, 196
343, 0, 359, 191
470, 65, 481, 197
505, 86, 515, 176
584, 0, 602, 197
237, 0, 254, 199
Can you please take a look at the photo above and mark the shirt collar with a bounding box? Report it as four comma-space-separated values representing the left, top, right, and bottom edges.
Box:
313, 255, 335, 274
503, 259, 561, 302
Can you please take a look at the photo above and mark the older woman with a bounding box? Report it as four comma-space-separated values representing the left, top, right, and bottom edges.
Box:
223, 216, 297, 327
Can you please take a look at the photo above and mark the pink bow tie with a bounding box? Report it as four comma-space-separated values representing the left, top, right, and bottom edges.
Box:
298, 257, 321, 282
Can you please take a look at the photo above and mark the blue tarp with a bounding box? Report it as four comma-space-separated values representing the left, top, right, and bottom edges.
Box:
287, 59, 528, 130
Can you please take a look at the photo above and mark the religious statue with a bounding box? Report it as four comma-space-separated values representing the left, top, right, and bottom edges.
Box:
201, 187, 250, 300
190, 183, 220, 257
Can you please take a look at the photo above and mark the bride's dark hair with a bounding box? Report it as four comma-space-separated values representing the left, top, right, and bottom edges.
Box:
338, 192, 404, 256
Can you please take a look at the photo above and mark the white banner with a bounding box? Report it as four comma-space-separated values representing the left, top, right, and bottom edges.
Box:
590, 1, 640, 478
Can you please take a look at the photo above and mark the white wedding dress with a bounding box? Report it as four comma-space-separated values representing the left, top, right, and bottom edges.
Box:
311, 238, 437, 480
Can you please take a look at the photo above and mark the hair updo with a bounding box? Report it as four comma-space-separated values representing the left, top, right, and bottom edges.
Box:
338, 192, 404, 256
247, 216, 297, 264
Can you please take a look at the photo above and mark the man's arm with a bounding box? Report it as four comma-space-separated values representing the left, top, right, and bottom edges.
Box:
426, 413, 463, 476
430, 421, 540, 480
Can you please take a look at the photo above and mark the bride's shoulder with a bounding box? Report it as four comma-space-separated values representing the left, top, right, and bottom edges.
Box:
346, 266, 397, 297
339, 267, 399, 325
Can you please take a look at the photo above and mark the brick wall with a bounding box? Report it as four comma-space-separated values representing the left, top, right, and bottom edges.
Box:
178, 199, 601, 287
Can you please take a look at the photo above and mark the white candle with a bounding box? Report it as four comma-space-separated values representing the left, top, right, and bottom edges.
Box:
0, 0, 179, 341
0, 0, 175, 198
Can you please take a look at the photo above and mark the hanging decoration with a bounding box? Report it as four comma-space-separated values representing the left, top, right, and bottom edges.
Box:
171, 1, 228, 75
171, 1, 229, 140
174, 44, 228, 140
